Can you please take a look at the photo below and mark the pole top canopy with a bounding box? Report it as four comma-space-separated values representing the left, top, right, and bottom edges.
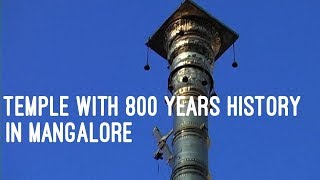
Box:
146, 0, 239, 61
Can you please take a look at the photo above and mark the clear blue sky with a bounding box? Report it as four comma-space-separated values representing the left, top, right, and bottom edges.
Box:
1, 0, 320, 179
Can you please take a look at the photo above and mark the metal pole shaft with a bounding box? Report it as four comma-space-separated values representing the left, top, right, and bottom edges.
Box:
166, 18, 220, 180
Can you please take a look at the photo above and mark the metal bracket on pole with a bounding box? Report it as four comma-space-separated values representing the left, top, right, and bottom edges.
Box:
153, 127, 174, 167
